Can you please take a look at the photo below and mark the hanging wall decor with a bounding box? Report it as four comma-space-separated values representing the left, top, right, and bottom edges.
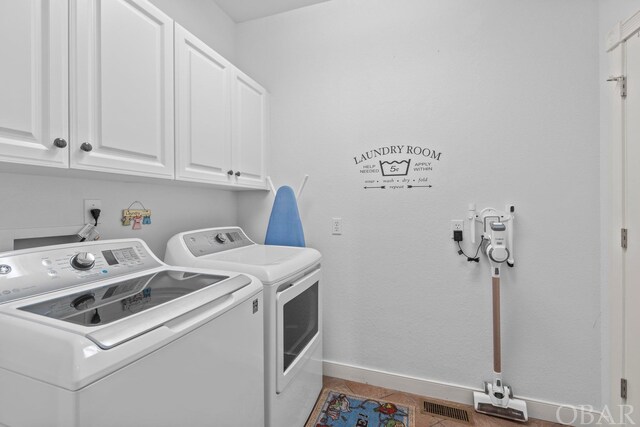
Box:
122, 201, 152, 230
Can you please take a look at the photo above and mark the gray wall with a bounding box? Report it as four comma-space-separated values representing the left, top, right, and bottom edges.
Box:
151, 0, 236, 61
0, 171, 237, 258
235, 0, 602, 408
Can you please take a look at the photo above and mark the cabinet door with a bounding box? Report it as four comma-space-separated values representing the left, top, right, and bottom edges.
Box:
174, 24, 234, 184
232, 70, 268, 189
0, 0, 68, 168
70, 0, 174, 178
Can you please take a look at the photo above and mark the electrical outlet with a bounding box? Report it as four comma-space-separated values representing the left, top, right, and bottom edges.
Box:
84, 199, 102, 225
332, 218, 342, 235
451, 220, 464, 232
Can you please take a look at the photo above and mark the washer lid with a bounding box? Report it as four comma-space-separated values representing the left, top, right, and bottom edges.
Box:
20, 270, 228, 325
195, 245, 321, 285
13, 270, 251, 349
0, 269, 260, 391
85, 273, 251, 349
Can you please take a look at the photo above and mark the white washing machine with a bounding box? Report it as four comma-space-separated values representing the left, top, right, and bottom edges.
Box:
165, 227, 322, 427
0, 238, 264, 427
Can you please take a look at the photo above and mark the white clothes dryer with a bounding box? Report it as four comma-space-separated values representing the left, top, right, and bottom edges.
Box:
0, 239, 264, 427
165, 227, 322, 427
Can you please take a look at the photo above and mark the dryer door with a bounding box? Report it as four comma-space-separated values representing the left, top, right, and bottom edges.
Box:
276, 268, 321, 393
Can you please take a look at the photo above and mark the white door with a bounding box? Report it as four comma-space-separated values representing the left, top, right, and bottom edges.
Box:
0, 0, 68, 168
174, 24, 234, 185
232, 70, 268, 188
624, 32, 640, 425
70, 0, 174, 179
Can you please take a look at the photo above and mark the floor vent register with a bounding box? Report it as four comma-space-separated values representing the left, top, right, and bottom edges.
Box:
420, 399, 473, 424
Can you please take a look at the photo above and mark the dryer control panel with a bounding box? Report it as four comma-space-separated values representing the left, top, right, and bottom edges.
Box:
183, 227, 253, 257
0, 240, 162, 304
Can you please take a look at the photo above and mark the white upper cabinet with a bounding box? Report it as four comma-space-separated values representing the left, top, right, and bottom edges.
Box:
0, 0, 69, 168
174, 24, 234, 185
175, 26, 268, 189
69, 0, 175, 179
1, 1, 268, 189
232, 70, 268, 188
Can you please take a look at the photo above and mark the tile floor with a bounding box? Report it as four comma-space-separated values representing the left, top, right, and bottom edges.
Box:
305, 376, 565, 427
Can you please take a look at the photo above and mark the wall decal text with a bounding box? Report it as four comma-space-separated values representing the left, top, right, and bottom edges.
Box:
353, 145, 443, 191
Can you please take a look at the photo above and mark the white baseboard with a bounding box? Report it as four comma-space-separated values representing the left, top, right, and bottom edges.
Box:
323, 360, 607, 426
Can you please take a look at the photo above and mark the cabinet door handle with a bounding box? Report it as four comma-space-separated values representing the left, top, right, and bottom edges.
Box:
80, 142, 93, 152
235, 171, 241, 177
53, 138, 67, 148
227, 170, 234, 176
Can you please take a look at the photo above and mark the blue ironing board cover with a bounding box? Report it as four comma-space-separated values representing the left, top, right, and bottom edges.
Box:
265, 186, 305, 247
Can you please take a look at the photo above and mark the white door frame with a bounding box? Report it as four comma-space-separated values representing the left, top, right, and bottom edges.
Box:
607, 11, 640, 52
607, 7, 640, 412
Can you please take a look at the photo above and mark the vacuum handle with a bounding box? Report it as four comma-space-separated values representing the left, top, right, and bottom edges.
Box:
492, 276, 501, 374
468, 203, 476, 244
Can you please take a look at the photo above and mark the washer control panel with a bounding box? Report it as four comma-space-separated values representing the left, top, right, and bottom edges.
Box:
0, 240, 161, 304
183, 227, 253, 257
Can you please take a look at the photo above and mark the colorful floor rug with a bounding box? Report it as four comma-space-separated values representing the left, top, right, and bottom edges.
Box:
308, 388, 414, 427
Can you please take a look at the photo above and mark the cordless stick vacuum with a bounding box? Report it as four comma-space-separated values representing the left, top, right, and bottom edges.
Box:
470, 204, 528, 422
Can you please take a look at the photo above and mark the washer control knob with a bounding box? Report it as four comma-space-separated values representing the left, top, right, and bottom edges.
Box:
71, 252, 95, 270
71, 294, 95, 310
215, 233, 228, 244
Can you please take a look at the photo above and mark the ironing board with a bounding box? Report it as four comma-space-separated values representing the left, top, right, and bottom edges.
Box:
265, 186, 305, 247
